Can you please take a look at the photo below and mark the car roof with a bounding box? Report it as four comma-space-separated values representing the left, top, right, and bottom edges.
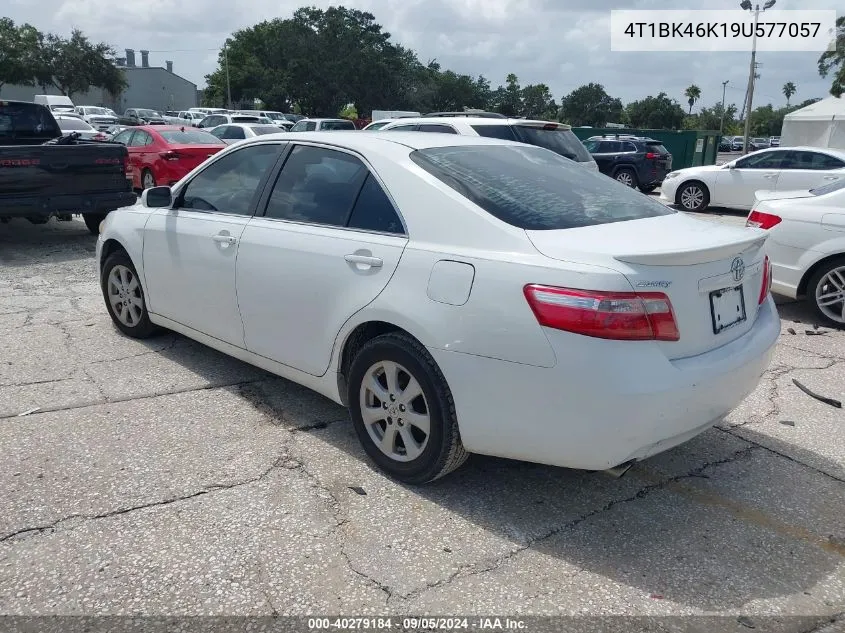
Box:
742, 146, 845, 160
382, 116, 572, 129
297, 118, 350, 123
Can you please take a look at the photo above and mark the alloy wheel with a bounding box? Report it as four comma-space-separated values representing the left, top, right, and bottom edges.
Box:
680, 185, 704, 210
616, 171, 634, 187
107, 264, 144, 327
815, 266, 845, 324
359, 360, 430, 462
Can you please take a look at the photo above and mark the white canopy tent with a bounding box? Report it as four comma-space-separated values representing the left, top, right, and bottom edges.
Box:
780, 96, 845, 149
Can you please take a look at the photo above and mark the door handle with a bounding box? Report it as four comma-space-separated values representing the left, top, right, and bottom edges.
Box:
823, 176, 839, 180
763, 173, 777, 179
212, 234, 237, 245
345, 254, 383, 267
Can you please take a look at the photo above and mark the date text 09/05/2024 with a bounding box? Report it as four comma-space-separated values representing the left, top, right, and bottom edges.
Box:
307, 617, 527, 630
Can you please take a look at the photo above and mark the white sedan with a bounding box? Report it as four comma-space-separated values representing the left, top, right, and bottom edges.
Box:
208, 122, 287, 144
747, 179, 845, 326
96, 132, 779, 483
661, 146, 845, 212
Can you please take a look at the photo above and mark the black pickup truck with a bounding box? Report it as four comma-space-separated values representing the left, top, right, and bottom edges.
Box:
0, 100, 136, 234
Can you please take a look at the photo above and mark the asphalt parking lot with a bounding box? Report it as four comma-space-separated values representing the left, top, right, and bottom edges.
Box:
1, 212, 844, 629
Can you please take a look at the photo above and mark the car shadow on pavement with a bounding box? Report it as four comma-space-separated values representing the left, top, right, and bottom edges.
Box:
0, 217, 98, 268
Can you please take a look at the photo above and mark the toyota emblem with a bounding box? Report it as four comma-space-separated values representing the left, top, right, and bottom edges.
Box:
730, 256, 745, 283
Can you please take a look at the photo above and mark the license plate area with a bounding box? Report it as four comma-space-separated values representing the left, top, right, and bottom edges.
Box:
710, 285, 746, 334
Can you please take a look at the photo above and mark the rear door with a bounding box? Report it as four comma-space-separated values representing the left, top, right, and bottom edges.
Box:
775, 150, 845, 192
236, 143, 408, 376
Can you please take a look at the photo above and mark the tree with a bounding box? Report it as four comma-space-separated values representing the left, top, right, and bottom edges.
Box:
558, 83, 624, 127
38, 29, 125, 98
683, 101, 738, 131
818, 16, 845, 97
626, 93, 686, 129
782, 81, 796, 106
0, 19, 43, 93
684, 84, 701, 114
520, 83, 556, 119
491, 73, 523, 116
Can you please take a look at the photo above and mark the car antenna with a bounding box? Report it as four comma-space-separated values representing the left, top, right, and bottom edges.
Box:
180, 126, 185, 132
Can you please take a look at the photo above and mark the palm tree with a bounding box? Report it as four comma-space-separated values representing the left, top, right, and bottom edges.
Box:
684, 85, 701, 114
783, 82, 797, 106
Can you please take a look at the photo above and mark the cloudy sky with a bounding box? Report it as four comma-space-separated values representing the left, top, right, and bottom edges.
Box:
5, 0, 839, 110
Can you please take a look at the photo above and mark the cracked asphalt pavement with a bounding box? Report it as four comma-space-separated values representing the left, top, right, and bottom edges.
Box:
0, 215, 843, 628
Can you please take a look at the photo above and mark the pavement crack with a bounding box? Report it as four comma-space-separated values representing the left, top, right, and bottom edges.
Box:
0, 454, 287, 545
797, 612, 844, 633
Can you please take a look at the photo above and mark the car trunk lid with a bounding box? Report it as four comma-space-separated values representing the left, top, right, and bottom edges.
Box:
526, 213, 769, 360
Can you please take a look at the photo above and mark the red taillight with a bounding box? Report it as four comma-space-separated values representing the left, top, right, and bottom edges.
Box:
645, 152, 659, 159
523, 285, 680, 342
160, 150, 181, 161
746, 210, 781, 229
542, 123, 558, 130
93, 133, 107, 141
758, 255, 772, 305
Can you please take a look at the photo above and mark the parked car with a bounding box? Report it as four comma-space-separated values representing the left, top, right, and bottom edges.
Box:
33, 94, 76, 115
660, 147, 845, 212
190, 107, 229, 116
362, 120, 395, 131
110, 125, 226, 189
96, 132, 778, 483
378, 116, 598, 170
0, 100, 135, 233
282, 113, 304, 123
54, 114, 112, 141
581, 135, 672, 192
750, 137, 770, 151
75, 106, 120, 130
175, 111, 205, 127
197, 113, 263, 129
747, 179, 845, 326
120, 108, 166, 126
769, 136, 781, 147
209, 122, 285, 143
731, 137, 745, 152
236, 110, 294, 129
289, 118, 357, 131
718, 136, 734, 152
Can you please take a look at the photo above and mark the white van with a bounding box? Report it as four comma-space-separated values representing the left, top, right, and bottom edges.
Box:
34, 95, 76, 114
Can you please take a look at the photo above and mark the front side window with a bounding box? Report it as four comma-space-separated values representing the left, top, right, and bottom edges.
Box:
385, 124, 417, 132
417, 124, 457, 134
511, 126, 593, 162
735, 151, 786, 169
178, 144, 281, 215
321, 120, 356, 130
264, 145, 369, 226
410, 145, 674, 231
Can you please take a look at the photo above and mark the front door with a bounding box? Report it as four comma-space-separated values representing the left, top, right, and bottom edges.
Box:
713, 150, 786, 209
141, 142, 282, 346
236, 143, 408, 376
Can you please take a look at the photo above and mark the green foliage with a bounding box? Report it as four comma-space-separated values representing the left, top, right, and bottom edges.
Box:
626, 93, 686, 129
682, 101, 738, 131
818, 16, 845, 97
782, 81, 796, 106
683, 84, 701, 114
0, 21, 124, 98
558, 83, 623, 127
339, 103, 358, 119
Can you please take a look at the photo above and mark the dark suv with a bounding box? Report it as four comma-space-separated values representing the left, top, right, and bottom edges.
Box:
583, 136, 672, 192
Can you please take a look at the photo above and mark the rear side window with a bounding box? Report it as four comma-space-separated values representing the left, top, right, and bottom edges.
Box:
471, 125, 517, 141
0, 102, 62, 139
322, 120, 356, 130
251, 125, 282, 135
511, 126, 593, 162
417, 124, 457, 134
347, 174, 404, 234
410, 145, 674, 231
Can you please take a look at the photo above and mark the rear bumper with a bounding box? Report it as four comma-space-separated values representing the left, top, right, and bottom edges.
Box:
0, 191, 137, 217
431, 296, 780, 470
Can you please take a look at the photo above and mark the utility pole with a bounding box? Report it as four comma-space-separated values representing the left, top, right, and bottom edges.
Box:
224, 43, 232, 110
719, 80, 729, 134
741, 0, 775, 154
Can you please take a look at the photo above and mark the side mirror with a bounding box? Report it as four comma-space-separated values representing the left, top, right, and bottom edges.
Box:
142, 186, 173, 208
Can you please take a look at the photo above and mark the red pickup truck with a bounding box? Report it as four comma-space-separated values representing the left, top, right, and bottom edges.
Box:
0, 100, 136, 234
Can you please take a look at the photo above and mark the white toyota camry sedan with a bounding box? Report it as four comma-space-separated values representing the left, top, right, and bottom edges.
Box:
661, 146, 845, 213
96, 132, 780, 484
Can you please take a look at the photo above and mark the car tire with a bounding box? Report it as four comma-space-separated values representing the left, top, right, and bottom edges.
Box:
806, 257, 845, 328
141, 169, 156, 190
83, 213, 107, 235
100, 249, 159, 338
614, 167, 638, 188
676, 181, 710, 212
638, 184, 658, 194
347, 332, 469, 484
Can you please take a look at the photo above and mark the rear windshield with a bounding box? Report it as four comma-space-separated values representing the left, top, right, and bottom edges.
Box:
510, 126, 593, 162
410, 145, 674, 231
250, 125, 282, 135
159, 129, 225, 144
322, 120, 356, 130
810, 179, 845, 196
138, 109, 161, 118
0, 102, 61, 139
58, 118, 94, 131
366, 121, 391, 130
645, 142, 669, 154
85, 107, 108, 115
232, 116, 260, 123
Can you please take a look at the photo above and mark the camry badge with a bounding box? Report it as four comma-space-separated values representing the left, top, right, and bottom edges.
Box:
636, 281, 672, 288
731, 257, 745, 283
